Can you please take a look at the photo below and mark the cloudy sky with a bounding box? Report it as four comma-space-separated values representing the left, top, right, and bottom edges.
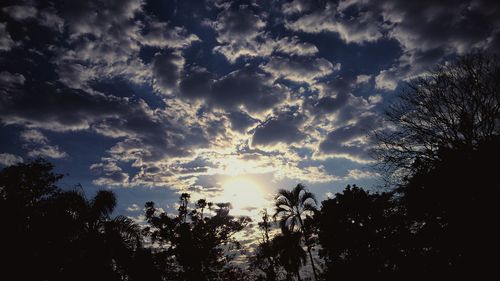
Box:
1, 0, 499, 223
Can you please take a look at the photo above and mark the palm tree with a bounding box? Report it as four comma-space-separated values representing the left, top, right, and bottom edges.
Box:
274, 184, 319, 281
274, 229, 307, 281
54, 189, 143, 280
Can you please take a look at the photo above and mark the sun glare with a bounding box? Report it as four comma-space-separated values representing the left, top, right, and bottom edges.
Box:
220, 177, 268, 213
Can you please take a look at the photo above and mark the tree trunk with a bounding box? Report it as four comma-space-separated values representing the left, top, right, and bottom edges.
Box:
298, 215, 319, 281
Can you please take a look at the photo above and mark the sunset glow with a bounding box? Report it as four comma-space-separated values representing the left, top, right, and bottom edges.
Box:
219, 177, 269, 214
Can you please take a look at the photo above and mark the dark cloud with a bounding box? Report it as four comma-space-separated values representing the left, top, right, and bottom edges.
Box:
2, 5, 37, 21
0, 22, 15, 51
261, 56, 338, 84
319, 114, 381, 162
214, 3, 265, 41
252, 106, 306, 147
227, 111, 259, 132
152, 52, 184, 95
180, 65, 286, 113
211, 66, 286, 112
0, 80, 209, 162
212, 2, 268, 62
0, 71, 25, 89
283, 0, 500, 89
179, 66, 214, 99
284, 1, 383, 43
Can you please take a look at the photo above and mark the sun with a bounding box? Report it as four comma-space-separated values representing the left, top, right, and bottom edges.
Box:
220, 177, 268, 213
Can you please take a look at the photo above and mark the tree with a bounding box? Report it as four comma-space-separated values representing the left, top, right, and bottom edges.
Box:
316, 185, 400, 279
0, 159, 63, 280
374, 53, 500, 178
250, 209, 281, 281
145, 195, 251, 281
273, 229, 307, 281
274, 184, 319, 281
373, 52, 500, 278
0, 159, 159, 281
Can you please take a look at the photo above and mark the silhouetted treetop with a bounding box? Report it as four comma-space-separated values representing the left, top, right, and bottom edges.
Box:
374, 53, 500, 176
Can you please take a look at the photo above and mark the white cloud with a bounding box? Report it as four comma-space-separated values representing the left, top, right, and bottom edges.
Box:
20, 130, 68, 159
285, 4, 383, 44
375, 69, 398, 91
356, 74, 371, 84
126, 203, 141, 212
261, 56, 337, 84
0, 153, 23, 166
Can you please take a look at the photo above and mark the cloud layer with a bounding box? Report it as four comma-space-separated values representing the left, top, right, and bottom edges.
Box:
1, 0, 498, 211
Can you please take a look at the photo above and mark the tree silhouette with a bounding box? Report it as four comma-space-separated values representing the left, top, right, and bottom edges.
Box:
0, 159, 158, 281
316, 185, 401, 279
374, 53, 500, 178
274, 184, 319, 281
145, 195, 251, 281
250, 209, 282, 281
372, 52, 500, 278
273, 228, 307, 281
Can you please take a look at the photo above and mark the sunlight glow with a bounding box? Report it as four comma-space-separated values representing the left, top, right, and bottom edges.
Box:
220, 177, 268, 214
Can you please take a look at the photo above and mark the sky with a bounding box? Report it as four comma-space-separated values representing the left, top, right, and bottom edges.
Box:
1, 0, 499, 226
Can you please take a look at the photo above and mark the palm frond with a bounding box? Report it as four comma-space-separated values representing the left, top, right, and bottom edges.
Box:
91, 190, 117, 218
300, 191, 317, 206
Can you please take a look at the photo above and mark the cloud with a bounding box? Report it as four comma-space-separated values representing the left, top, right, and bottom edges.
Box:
20, 129, 68, 159
211, 66, 286, 112
0, 153, 23, 166
0, 23, 16, 51
179, 66, 215, 100
375, 69, 399, 90
2, 0, 498, 216
152, 52, 185, 95
20, 129, 48, 143
261, 56, 338, 84
319, 114, 381, 162
126, 203, 141, 212
27, 145, 68, 159
282, 0, 313, 15
227, 111, 259, 132
356, 74, 371, 84
285, 2, 383, 44
284, 0, 500, 87
38, 0, 199, 90
91, 161, 130, 187
141, 20, 200, 49
0, 71, 25, 89
213, 4, 266, 43
252, 107, 306, 147
179, 65, 286, 113
2, 5, 38, 21
2, 5, 38, 20
345, 169, 379, 180
211, 3, 270, 62
211, 3, 320, 62
274, 36, 319, 56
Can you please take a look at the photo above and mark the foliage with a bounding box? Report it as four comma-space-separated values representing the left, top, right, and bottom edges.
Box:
0, 159, 160, 281
274, 183, 319, 281
374, 53, 500, 177
144, 194, 251, 281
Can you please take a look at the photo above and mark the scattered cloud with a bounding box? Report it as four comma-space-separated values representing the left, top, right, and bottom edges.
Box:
1, 0, 498, 226
0, 153, 23, 166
